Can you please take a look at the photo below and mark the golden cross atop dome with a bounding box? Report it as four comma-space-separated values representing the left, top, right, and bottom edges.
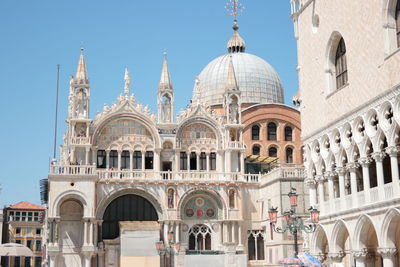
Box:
225, 0, 244, 23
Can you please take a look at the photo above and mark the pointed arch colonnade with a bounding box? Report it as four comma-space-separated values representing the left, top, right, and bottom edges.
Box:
304, 88, 400, 267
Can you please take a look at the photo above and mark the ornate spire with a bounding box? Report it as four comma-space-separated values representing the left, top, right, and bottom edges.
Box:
75, 47, 89, 83
225, 0, 245, 53
226, 56, 239, 91
159, 51, 173, 91
124, 68, 131, 96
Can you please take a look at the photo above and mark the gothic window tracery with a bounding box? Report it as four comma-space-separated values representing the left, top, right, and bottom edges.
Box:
188, 224, 212, 251
248, 230, 265, 260
179, 123, 217, 149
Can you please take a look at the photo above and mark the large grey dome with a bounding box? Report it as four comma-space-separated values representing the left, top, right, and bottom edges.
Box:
192, 27, 284, 106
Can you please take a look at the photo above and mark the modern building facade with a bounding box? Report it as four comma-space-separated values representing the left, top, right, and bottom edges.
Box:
291, 0, 400, 266
1, 202, 45, 267
45, 18, 307, 267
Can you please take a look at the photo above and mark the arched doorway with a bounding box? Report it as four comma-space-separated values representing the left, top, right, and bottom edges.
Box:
312, 226, 329, 263
102, 194, 159, 240
332, 221, 352, 267
355, 217, 381, 267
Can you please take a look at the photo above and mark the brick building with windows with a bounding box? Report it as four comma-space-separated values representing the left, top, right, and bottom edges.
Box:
1, 201, 45, 267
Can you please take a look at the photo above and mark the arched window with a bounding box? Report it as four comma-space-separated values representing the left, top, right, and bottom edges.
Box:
189, 225, 212, 251
335, 38, 348, 89
284, 126, 293, 141
252, 125, 260, 140
252, 145, 261, 156
110, 150, 118, 168
180, 152, 188, 170
209, 152, 216, 171
229, 189, 235, 209
200, 152, 207, 170
286, 147, 294, 163
145, 151, 153, 169
121, 151, 130, 169
267, 122, 277, 141
269, 147, 278, 158
248, 231, 265, 260
167, 188, 174, 209
133, 151, 142, 169
397, 0, 400, 47
190, 152, 197, 170
97, 150, 106, 168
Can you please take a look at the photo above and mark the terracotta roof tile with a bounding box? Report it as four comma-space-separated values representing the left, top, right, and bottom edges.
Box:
8, 201, 44, 211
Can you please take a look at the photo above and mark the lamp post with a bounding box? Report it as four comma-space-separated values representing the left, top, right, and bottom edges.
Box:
155, 231, 181, 267
268, 188, 320, 258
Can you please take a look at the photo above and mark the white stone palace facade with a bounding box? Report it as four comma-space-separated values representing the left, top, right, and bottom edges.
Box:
44, 19, 307, 267
292, 0, 400, 266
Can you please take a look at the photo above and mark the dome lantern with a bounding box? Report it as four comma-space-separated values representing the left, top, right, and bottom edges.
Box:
227, 21, 246, 53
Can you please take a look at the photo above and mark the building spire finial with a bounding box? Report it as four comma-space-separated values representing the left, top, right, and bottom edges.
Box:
159, 51, 173, 91
124, 68, 131, 96
225, 0, 246, 53
226, 55, 239, 91
75, 47, 88, 82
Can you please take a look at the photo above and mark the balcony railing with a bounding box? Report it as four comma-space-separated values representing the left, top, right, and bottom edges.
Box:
49, 165, 261, 183
228, 141, 245, 149
261, 167, 306, 181
319, 181, 400, 217
70, 137, 90, 145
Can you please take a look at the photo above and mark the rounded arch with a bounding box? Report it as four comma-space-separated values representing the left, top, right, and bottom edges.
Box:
176, 117, 222, 149
52, 190, 88, 218
267, 144, 279, 158
353, 214, 380, 250
92, 113, 161, 149
383, 0, 400, 55
177, 187, 226, 220
96, 187, 164, 220
331, 219, 352, 253
381, 208, 400, 248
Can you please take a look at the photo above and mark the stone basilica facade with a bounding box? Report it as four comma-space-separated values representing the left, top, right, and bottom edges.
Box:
292, 0, 400, 266
45, 21, 306, 267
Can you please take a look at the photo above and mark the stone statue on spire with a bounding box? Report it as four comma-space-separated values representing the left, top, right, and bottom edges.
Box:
124, 68, 131, 97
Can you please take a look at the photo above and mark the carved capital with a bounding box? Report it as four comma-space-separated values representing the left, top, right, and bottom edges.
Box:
346, 162, 360, 172
378, 247, 397, 258
315, 175, 325, 184
372, 152, 386, 162
358, 157, 372, 167
352, 250, 368, 260
324, 171, 336, 180
386, 146, 400, 157
335, 167, 347, 176
305, 178, 317, 188
327, 251, 345, 262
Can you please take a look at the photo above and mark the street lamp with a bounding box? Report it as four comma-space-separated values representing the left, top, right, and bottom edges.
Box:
268, 188, 320, 258
155, 231, 181, 267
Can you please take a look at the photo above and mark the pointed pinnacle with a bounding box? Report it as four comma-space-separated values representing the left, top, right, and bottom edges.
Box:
226, 56, 239, 91
75, 49, 88, 82
124, 68, 131, 96
159, 53, 173, 91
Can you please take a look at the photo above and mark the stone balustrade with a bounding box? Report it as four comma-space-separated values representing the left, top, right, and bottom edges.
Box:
70, 136, 91, 145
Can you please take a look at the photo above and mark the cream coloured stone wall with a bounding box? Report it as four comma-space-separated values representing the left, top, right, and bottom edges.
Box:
295, 0, 400, 140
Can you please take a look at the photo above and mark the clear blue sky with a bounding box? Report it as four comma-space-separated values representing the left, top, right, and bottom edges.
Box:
0, 0, 298, 207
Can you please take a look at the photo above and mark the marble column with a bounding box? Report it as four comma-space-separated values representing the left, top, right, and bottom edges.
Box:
206, 153, 210, 172
83, 219, 88, 246
175, 151, 180, 172
49, 253, 57, 267
306, 178, 317, 207
359, 157, 372, 202
336, 167, 347, 198
129, 151, 133, 171
187, 153, 191, 172
325, 171, 335, 201
316, 175, 325, 208
347, 162, 360, 206
240, 152, 245, 174
117, 151, 122, 170
154, 149, 161, 172
141, 151, 145, 171
225, 151, 232, 173
106, 150, 110, 169
378, 248, 397, 267
196, 153, 200, 171
353, 250, 368, 267
231, 222, 235, 243
372, 152, 386, 187
84, 253, 92, 267
387, 146, 400, 195
85, 148, 90, 165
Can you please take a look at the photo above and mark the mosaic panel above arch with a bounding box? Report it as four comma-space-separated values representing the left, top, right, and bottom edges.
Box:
95, 118, 154, 149
178, 123, 217, 149
181, 191, 222, 220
